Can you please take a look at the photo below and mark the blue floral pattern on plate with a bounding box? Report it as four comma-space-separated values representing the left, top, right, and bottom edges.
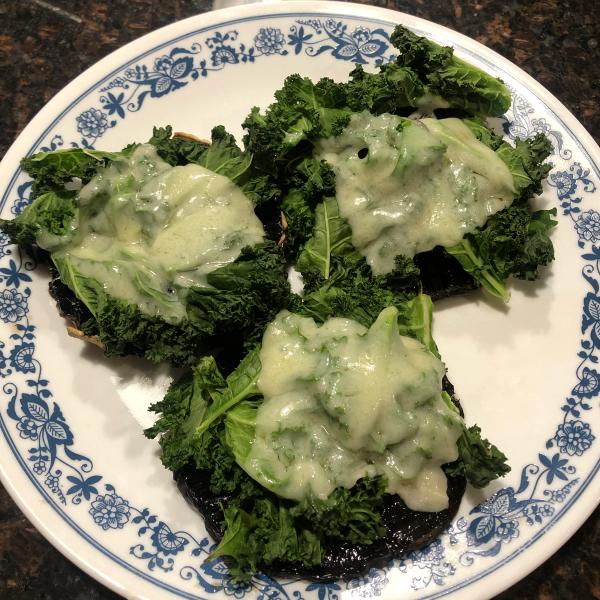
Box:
0, 13, 598, 599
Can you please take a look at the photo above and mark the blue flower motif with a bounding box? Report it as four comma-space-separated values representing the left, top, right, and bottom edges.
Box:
576, 210, 600, 242
325, 19, 346, 37
67, 474, 102, 501
549, 489, 566, 502
0, 259, 32, 288
9, 342, 35, 373
76, 108, 109, 139
16, 416, 39, 440
0, 289, 29, 323
154, 55, 194, 81
102, 92, 126, 118
407, 539, 447, 567
0, 346, 8, 373
322, 21, 389, 64
197, 557, 253, 597
222, 578, 250, 598
90, 492, 130, 529
539, 453, 570, 484
494, 520, 519, 542
554, 420, 595, 456
523, 503, 554, 524
254, 27, 286, 55
211, 45, 239, 67
467, 487, 523, 546
150, 522, 188, 556
288, 26, 313, 55
154, 55, 174, 73
550, 170, 577, 199
352, 26, 371, 45
346, 568, 389, 596
572, 367, 600, 398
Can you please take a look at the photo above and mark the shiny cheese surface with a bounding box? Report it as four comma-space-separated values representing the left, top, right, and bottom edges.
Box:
38, 144, 264, 321
246, 307, 463, 512
315, 112, 515, 274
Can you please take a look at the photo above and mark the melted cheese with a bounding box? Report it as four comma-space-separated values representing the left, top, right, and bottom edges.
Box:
315, 112, 515, 274
39, 144, 264, 321
246, 307, 463, 512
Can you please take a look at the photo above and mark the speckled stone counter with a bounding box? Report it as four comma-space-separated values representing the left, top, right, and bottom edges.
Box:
0, 1, 598, 598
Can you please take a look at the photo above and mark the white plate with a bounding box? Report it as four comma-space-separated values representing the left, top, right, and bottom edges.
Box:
0, 2, 599, 599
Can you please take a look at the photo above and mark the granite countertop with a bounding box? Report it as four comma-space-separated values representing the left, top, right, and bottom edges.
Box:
0, 0, 598, 598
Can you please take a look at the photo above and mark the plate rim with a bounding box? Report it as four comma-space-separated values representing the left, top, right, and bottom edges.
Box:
0, 2, 598, 599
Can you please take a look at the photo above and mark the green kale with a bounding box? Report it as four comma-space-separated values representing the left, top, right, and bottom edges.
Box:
3, 126, 290, 365
496, 133, 553, 198
295, 196, 359, 278
242, 74, 352, 178
209, 474, 387, 583
151, 125, 280, 205
447, 204, 557, 301
20, 145, 138, 196
147, 287, 510, 581
342, 63, 426, 115
465, 120, 553, 198
209, 501, 323, 582
442, 126, 555, 300
445, 424, 511, 488
0, 191, 77, 247
147, 361, 389, 583
67, 242, 289, 366
148, 125, 210, 165
279, 159, 337, 256
390, 25, 512, 116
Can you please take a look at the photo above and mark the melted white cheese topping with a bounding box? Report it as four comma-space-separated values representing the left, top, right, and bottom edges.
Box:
315, 112, 515, 274
246, 307, 463, 512
40, 144, 265, 321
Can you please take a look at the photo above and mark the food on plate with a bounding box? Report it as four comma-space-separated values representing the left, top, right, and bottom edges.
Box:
0, 22, 555, 585
147, 290, 509, 581
243, 25, 556, 301
0, 127, 290, 365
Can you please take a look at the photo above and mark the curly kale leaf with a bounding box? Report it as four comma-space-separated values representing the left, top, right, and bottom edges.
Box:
464, 120, 553, 198
447, 204, 557, 300
496, 133, 553, 198
145, 349, 260, 471
148, 353, 389, 583
0, 191, 77, 247
148, 125, 211, 165
342, 63, 426, 115
209, 502, 323, 582
440, 123, 555, 300
210, 475, 387, 583
20, 145, 137, 196
151, 125, 280, 204
390, 25, 512, 116
445, 424, 511, 488
214, 400, 388, 582
293, 196, 422, 327
243, 75, 352, 177
296, 196, 360, 278
60, 242, 290, 366
279, 159, 337, 256
144, 368, 211, 470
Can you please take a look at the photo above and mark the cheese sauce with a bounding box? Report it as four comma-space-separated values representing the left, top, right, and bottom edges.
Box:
315, 112, 515, 274
246, 307, 463, 512
38, 144, 265, 321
